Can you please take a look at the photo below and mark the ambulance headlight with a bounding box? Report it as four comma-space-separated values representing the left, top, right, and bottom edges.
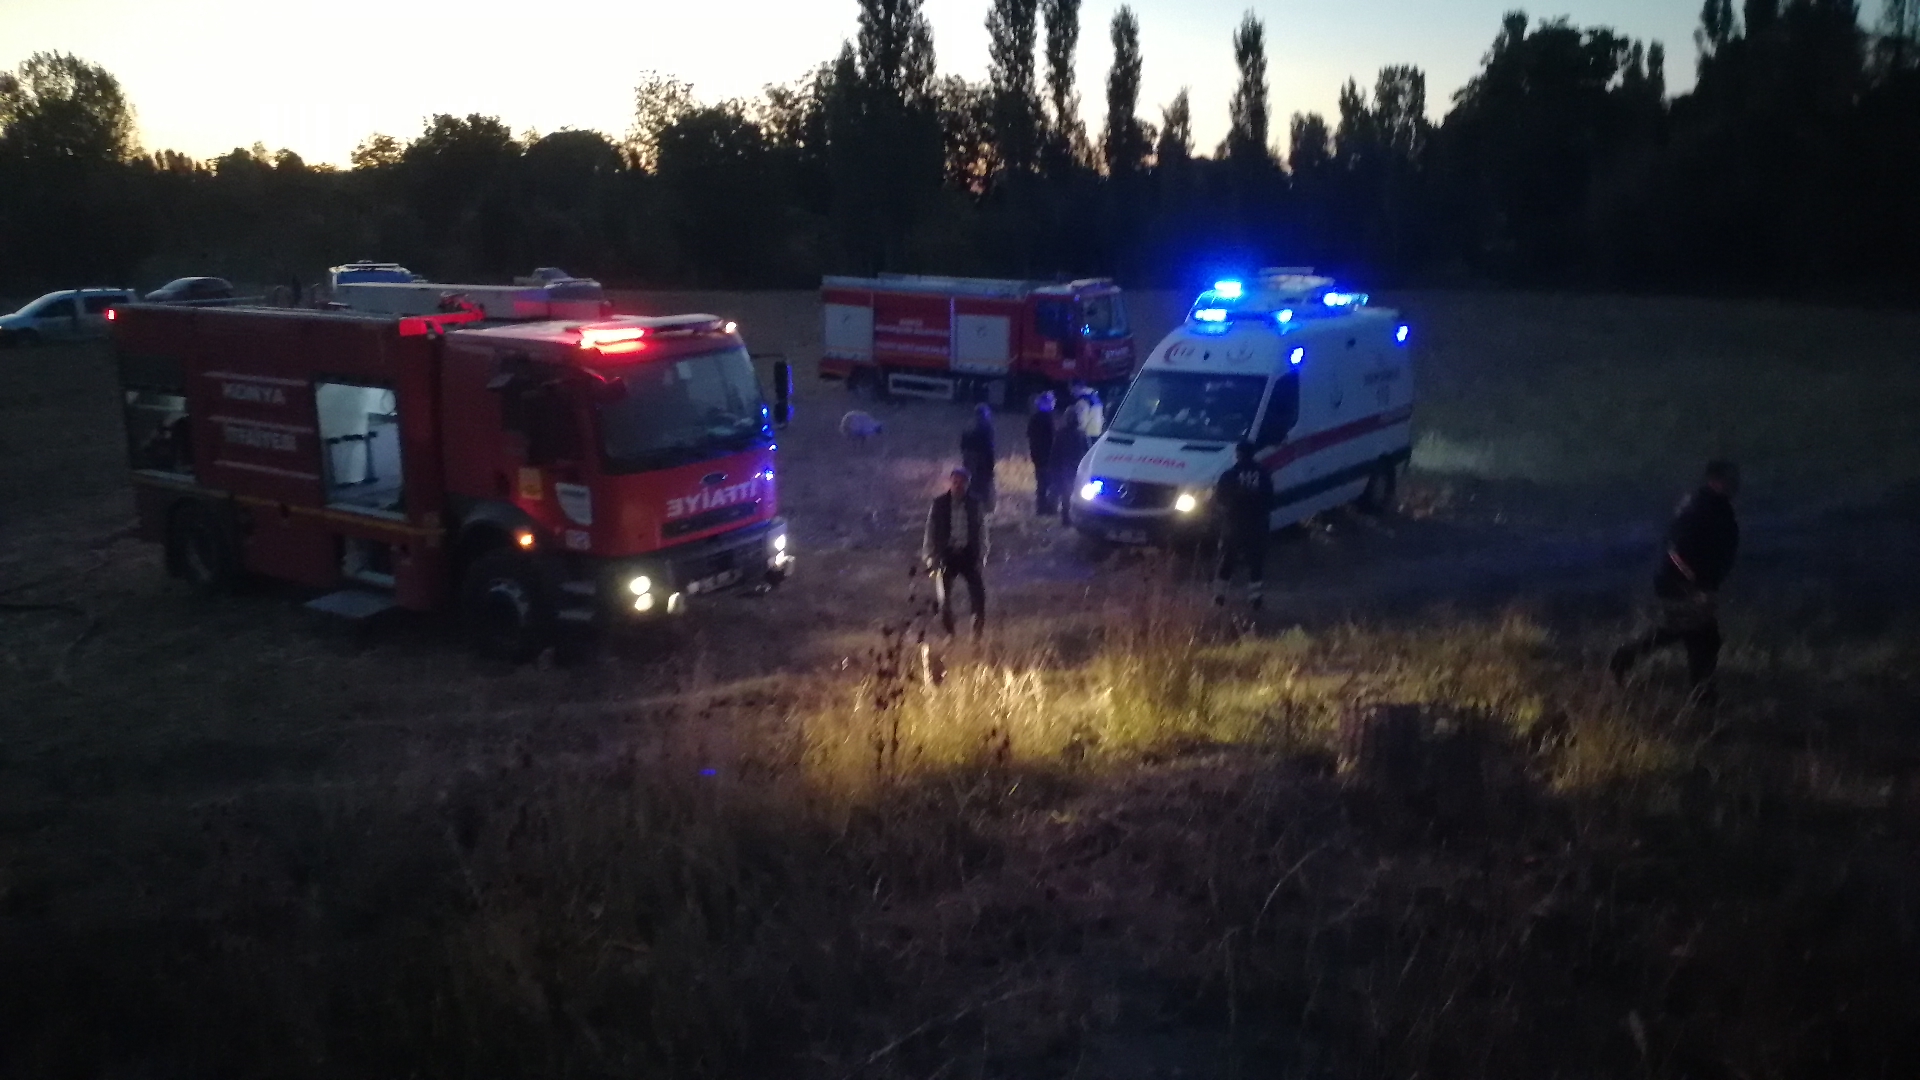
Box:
1080, 480, 1103, 502
1174, 492, 1199, 514
627, 575, 652, 597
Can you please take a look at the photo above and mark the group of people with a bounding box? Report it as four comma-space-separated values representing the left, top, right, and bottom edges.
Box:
923, 383, 1105, 638
924, 384, 1744, 707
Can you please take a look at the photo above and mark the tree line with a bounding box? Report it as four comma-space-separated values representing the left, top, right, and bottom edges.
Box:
2, 0, 1917, 297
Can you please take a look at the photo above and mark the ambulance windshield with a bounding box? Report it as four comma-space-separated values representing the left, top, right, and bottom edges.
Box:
593, 346, 772, 472
1108, 371, 1266, 442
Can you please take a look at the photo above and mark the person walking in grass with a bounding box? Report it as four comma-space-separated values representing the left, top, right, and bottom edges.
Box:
1027, 391, 1057, 516
1051, 398, 1090, 527
959, 403, 997, 514
923, 467, 990, 640
1213, 441, 1276, 610
1610, 460, 1741, 706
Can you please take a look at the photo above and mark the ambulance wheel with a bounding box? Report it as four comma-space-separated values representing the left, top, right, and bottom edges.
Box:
1357, 460, 1399, 515
461, 551, 557, 663
167, 501, 242, 594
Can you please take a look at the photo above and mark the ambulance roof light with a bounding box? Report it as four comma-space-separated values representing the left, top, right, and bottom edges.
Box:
1211, 279, 1243, 299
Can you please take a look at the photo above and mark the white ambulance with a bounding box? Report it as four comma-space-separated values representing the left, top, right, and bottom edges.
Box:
1070, 269, 1413, 544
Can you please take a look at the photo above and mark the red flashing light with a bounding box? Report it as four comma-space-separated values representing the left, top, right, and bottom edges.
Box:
580, 325, 647, 350
595, 340, 648, 356
106, 308, 117, 321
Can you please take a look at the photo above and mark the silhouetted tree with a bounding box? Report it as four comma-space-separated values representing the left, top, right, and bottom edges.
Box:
1156, 88, 1192, 166
987, 0, 1042, 177
1223, 12, 1271, 166
1103, 6, 1152, 175
0, 51, 136, 163
1041, 0, 1086, 174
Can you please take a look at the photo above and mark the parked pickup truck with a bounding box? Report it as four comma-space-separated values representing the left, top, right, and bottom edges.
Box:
0, 288, 138, 346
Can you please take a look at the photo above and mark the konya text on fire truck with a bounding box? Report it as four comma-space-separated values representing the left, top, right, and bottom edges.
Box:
818, 274, 1136, 406
115, 303, 795, 660
1071, 270, 1413, 544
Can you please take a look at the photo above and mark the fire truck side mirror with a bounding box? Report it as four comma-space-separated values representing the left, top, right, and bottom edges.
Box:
772, 359, 793, 427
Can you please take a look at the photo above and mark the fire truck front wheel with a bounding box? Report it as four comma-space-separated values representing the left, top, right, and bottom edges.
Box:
460, 551, 558, 663
167, 501, 242, 593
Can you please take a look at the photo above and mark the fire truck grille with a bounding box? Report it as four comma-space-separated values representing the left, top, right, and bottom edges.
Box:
662, 502, 759, 539
1093, 477, 1178, 510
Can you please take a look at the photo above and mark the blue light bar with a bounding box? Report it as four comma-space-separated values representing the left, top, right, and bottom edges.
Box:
1395, 324, 1410, 344
1276, 309, 1294, 324
1322, 291, 1357, 307
1212, 279, 1244, 299
1193, 307, 1228, 323
1290, 347, 1305, 365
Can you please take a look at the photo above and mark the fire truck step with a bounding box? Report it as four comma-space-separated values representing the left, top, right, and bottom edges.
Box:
304, 589, 399, 621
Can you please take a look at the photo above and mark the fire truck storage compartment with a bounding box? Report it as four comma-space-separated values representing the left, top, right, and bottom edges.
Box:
316, 381, 403, 513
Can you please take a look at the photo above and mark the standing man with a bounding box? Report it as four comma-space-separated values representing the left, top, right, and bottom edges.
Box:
1052, 398, 1090, 527
1213, 442, 1275, 609
959, 403, 997, 514
1611, 461, 1741, 705
923, 467, 990, 639
1027, 391, 1057, 516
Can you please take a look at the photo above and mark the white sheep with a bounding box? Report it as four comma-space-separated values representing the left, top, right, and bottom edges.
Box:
840, 410, 885, 441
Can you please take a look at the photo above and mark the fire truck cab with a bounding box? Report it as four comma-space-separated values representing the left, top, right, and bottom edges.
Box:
1071, 270, 1413, 544
819, 274, 1136, 406
116, 305, 794, 659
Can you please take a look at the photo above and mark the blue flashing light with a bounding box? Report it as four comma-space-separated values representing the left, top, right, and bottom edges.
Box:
1289, 347, 1305, 366
1322, 291, 1356, 307
1395, 324, 1410, 345
1276, 309, 1293, 324
1193, 307, 1228, 323
1212, 279, 1244, 299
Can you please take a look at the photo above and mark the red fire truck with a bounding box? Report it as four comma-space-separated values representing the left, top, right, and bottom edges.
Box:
818, 274, 1136, 405
114, 304, 794, 659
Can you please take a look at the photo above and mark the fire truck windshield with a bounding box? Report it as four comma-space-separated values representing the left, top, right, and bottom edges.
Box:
1079, 292, 1128, 339
593, 345, 773, 472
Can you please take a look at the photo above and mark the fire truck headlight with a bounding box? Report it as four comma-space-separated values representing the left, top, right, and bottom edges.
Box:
1080, 480, 1103, 502
627, 575, 652, 597
1174, 492, 1199, 514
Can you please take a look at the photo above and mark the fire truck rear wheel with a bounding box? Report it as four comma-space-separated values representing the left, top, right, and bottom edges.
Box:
167, 501, 241, 593
461, 551, 557, 663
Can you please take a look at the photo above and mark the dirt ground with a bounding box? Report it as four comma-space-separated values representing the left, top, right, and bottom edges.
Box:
4, 290, 1920, 1078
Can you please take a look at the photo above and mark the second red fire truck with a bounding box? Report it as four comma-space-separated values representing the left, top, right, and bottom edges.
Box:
819, 274, 1136, 406
115, 304, 794, 659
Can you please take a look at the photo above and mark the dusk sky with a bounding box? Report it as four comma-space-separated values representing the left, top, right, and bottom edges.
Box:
1, 0, 1701, 165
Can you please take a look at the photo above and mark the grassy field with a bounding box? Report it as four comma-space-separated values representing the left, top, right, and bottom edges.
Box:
3, 291, 1920, 1078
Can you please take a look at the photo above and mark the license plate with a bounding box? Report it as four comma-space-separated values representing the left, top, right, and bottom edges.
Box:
1106, 526, 1149, 544
686, 568, 742, 595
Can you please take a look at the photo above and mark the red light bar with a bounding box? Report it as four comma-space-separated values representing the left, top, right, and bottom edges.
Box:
397, 309, 487, 336
596, 340, 647, 356
580, 326, 647, 349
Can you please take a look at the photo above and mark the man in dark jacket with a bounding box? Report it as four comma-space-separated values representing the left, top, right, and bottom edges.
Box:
1027, 391, 1057, 515
959, 403, 997, 513
1052, 405, 1090, 527
1213, 442, 1276, 609
923, 467, 990, 639
1611, 461, 1741, 704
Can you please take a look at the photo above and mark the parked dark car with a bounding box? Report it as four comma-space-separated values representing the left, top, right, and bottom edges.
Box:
146, 277, 235, 303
